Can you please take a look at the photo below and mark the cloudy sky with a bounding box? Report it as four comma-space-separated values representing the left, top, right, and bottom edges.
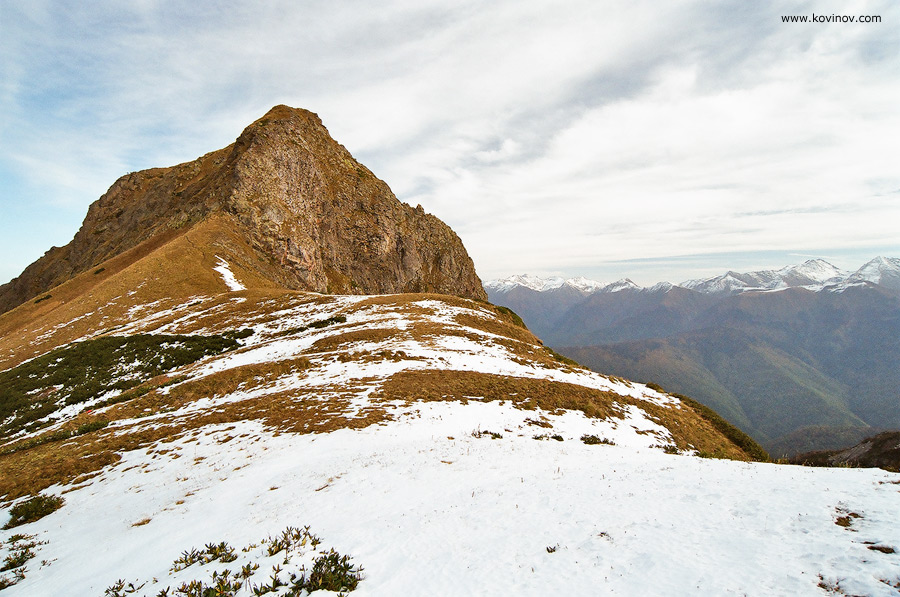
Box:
2, 0, 898, 286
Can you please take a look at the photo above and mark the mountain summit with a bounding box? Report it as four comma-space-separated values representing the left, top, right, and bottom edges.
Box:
0, 105, 485, 315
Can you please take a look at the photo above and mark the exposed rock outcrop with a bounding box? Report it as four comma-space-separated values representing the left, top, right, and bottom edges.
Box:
0, 105, 486, 314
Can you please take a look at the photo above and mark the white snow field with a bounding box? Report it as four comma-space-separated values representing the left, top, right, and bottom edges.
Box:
1, 292, 899, 595
2, 403, 899, 596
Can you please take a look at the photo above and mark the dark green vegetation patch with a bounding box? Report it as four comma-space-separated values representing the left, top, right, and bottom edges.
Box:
493, 305, 526, 329
0, 331, 251, 438
275, 315, 346, 337
3, 494, 64, 529
674, 392, 770, 462
0, 420, 109, 456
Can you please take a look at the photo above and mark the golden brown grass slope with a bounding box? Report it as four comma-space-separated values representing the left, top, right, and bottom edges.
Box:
0, 213, 282, 369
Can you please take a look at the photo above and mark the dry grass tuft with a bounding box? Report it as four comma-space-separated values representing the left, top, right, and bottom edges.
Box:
309, 328, 398, 353
1, 428, 142, 500
868, 545, 896, 554
356, 293, 471, 309
375, 369, 624, 420
453, 312, 540, 346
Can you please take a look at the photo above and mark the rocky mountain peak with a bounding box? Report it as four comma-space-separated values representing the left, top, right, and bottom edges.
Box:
0, 105, 486, 314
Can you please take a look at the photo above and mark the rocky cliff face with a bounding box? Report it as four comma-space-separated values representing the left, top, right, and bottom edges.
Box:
0, 105, 486, 314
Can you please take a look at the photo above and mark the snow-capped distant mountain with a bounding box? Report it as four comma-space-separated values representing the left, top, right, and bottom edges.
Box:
680, 271, 766, 295
842, 256, 900, 292
564, 276, 609, 293
486, 275, 643, 295
486, 274, 602, 294
600, 278, 642, 293
681, 259, 847, 296
778, 259, 847, 287
484, 274, 566, 293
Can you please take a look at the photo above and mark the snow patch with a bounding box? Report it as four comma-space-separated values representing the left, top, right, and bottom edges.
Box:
214, 256, 246, 292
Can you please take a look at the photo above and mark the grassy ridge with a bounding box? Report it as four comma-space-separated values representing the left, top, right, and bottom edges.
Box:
654, 387, 770, 462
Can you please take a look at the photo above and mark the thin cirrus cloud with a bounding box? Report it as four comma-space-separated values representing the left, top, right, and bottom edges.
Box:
1, 0, 898, 286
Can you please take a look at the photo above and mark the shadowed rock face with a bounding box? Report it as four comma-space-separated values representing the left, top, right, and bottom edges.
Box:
791, 431, 900, 471
0, 105, 486, 313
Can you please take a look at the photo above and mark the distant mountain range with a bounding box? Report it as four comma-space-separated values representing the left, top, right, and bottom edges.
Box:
486, 258, 900, 455
489, 257, 900, 298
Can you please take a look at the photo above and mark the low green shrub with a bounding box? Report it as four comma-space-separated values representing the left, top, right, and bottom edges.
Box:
1, 545, 33, 572
546, 348, 583, 368
302, 549, 361, 592
493, 305, 527, 329
0, 419, 110, 456
3, 494, 64, 529
105, 525, 361, 596
0, 533, 42, 589
75, 420, 109, 435
674, 393, 770, 462
171, 541, 238, 572
223, 328, 254, 340
472, 429, 502, 439
581, 434, 614, 445
103, 579, 146, 596
275, 316, 346, 337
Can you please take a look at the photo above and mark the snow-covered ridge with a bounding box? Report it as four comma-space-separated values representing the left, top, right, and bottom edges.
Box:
486, 257, 900, 296
3, 291, 682, 454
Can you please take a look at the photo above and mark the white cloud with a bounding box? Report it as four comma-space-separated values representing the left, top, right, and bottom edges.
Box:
1, 0, 899, 285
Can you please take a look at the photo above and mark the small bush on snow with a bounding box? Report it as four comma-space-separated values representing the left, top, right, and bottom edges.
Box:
104, 525, 362, 596
0, 533, 45, 589
580, 434, 614, 445
3, 494, 64, 529
471, 429, 502, 439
